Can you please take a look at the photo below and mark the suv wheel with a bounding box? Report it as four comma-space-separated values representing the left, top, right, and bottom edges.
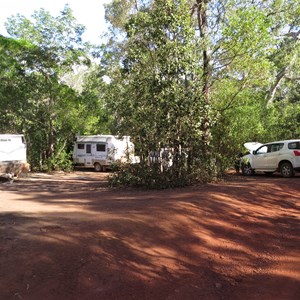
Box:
241, 163, 255, 176
280, 162, 294, 178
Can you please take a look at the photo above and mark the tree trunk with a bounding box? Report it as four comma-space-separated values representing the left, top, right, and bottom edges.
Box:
196, 0, 211, 146
47, 94, 55, 160
196, 0, 210, 103
266, 67, 286, 106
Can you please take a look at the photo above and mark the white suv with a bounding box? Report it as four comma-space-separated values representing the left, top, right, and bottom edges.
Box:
241, 140, 300, 178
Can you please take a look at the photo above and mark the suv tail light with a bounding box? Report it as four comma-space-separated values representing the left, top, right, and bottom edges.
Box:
293, 150, 300, 156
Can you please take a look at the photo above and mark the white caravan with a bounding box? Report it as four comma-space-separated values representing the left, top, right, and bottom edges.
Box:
0, 134, 29, 179
73, 135, 138, 171
0, 134, 27, 162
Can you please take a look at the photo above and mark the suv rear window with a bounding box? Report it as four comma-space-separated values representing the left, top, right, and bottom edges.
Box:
288, 142, 300, 150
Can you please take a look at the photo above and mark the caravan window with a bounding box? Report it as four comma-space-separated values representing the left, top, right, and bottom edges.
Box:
77, 144, 84, 150
96, 144, 106, 152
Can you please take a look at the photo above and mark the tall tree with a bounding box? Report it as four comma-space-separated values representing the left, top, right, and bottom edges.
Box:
0, 36, 36, 133
3, 5, 90, 169
265, 0, 300, 105
104, 0, 217, 187
103, 0, 300, 183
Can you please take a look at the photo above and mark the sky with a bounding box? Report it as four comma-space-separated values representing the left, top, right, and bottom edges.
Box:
0, 0, 112, 44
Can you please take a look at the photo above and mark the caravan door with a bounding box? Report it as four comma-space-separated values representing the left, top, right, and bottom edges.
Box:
85, 144, 92, 166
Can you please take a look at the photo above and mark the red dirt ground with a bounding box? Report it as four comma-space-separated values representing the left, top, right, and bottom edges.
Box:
0, 170, 299, 300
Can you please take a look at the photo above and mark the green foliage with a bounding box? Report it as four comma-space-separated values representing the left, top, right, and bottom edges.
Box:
263, 102, 300, 141
5, 5, 88, 73
0, 6, 95, 171
103, 0, 300, 187
44, 150, 74, 173
109, 155, 217, 189
2, 0, 300, 186
105, 0, 217, 188
77, 64, 114, 134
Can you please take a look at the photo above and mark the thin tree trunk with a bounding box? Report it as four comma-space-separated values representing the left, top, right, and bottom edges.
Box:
196, 0, 211, 146
266, 67, 286, 106
47, 93, 55, 160
196, 0, 210, 103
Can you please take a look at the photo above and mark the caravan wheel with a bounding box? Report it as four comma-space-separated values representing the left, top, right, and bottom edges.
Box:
94, 163, 102, 172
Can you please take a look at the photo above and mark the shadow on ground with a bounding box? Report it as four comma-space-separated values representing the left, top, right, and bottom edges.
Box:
0, 172, 299, 300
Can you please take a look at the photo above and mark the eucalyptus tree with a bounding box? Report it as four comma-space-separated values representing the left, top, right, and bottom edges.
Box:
104, 0, 218, 187
262, 0, 300, 140
188, 0, 300, 165
0, 36, 35, 133
4, 5, 90, 169
77, 64, 114, 135
264, 0, 300, 106
103, 0, 300, 185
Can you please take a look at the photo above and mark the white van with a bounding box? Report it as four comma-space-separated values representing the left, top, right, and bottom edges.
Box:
73, 135, 139, 171
0, 134, 28, 179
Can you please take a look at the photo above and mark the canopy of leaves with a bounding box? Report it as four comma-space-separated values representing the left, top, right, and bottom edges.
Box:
0, 6, 109, 171
104, 0, 300, 187
1, 0, 300, 187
